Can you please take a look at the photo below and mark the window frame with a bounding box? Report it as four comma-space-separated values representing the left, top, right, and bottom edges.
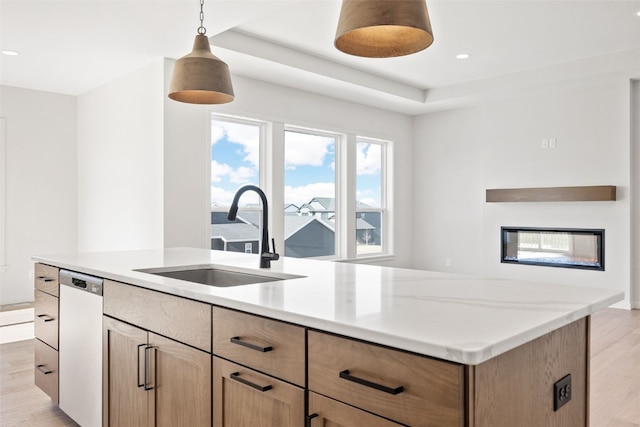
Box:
209, 114, 393, 262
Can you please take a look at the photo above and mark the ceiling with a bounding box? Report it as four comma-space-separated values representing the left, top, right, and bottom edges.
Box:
1, 0, 640, 114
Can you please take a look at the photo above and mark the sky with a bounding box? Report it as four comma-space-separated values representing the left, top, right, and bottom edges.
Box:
211, 119, 382, 208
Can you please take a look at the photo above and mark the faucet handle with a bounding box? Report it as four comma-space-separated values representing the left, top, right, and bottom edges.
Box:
268, 238, 280, 261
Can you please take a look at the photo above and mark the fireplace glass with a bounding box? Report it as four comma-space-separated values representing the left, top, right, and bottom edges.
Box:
501, 227, 604, 271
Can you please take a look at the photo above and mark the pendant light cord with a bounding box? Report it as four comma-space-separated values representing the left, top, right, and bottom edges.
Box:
197, 0, 206, 35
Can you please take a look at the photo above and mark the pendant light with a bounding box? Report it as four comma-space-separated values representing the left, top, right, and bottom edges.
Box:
168, 0, 234, 104
335, 0, 434, 58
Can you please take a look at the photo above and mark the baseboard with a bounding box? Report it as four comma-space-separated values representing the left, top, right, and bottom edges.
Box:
0, 322, 34, 344
0, 308, 35, 344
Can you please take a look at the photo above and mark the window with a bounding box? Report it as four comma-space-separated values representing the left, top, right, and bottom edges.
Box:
209, 115, 392, 261
356, 138, 385, 256
210, 117, 263, 254
284, 129, 337, 258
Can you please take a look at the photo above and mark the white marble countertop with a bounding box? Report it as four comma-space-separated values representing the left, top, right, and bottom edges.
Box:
33, 247, 623, 365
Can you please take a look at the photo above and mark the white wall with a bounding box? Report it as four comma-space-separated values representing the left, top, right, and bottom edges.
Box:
0, 86, 77, 304
412, 76, 637, 308
77, 60, 164, 252
163, 59, 415, 267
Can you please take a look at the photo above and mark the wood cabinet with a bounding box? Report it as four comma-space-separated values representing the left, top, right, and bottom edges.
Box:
308, 330, 464, 427
212, 307, 305, 386
33, 263, 59, 403
307, 392, 403, 427
213, 356, 304, 427
103, 280, 212, 427
212, 307, 306, 426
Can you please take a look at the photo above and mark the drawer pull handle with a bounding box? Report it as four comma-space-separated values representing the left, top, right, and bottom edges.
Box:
229, 372, 272, 392
230, 336, 273, 353
339, 370, 404, 395
36, 276, 54, 282
306, 413, 319, 427
36, 364, 52, 375
137, 344, 146, 388
144, 346, 155, 391
37, 314, 55, 322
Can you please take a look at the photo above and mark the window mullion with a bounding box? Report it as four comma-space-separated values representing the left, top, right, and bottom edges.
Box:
266, 122, 285, 256
341, 134, 357, 260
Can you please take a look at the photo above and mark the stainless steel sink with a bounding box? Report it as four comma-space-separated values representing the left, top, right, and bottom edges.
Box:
135, 265, 304, 288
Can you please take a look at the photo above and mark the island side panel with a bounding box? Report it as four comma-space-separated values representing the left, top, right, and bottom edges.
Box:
471, 317, 589, 427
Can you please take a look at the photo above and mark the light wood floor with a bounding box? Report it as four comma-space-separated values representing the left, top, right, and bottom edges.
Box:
0, 308, 638, 426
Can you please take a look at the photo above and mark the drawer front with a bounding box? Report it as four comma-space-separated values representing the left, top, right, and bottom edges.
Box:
308, 392, 403, 427
212, 307, 305, 386
35, 338, 59, 403
35, 289, 59, 349
308, 331, 464, 427
213, 356, 305, 427
103, 280, 212, 352
34, 263, 59, 296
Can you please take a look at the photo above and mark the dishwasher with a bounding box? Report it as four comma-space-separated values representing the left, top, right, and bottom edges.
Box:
59, 269, 103, 427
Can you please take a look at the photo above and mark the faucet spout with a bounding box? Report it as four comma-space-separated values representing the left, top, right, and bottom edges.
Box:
228, 185, 280, 268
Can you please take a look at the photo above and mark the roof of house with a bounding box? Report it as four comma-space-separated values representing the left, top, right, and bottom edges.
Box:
356, 218, 375, 230
284, 216, 335, 239
211, 223, 259, 242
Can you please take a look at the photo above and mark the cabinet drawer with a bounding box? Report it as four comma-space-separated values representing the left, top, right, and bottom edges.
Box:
34, 263, 59, 296
103, 280, 212, 352
308, 392, 403, 427
212, 307, 305, 386
35, 289, 59, 349
35, 339, 59, 403
308, 331, 464, 427
213, 356, 305, 427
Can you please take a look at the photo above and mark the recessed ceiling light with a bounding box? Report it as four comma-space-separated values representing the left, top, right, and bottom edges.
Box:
1, 50, 19, 56
456, 53, 471, 59
636, 10, 640, 16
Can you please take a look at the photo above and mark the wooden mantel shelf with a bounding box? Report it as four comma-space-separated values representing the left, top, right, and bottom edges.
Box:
486, 185, 617, 202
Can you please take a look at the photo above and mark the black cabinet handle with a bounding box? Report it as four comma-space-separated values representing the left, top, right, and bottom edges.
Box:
36, 364, 52, 375
339, 370, 404, 395
137, 344, 146, 388
229, 372, 272, 392
306, 413, 318, 427
230, 336, 273, 353
144, 346, 155, 391
36, 314, 54, 322
36, 276, 53, 282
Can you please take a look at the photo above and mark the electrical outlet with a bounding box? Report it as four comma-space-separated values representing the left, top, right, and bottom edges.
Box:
553, 374, 572, 411
541, 138, 549, 149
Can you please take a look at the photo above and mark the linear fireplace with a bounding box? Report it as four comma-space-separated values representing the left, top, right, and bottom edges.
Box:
501, 227, 604, 271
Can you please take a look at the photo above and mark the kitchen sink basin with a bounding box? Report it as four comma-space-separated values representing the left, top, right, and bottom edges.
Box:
135, 265, 304, 288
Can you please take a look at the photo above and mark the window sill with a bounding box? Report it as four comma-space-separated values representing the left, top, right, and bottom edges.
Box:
336, 254, 396, 265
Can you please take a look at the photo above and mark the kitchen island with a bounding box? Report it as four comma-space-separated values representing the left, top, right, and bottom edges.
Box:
33, 247, 623, 427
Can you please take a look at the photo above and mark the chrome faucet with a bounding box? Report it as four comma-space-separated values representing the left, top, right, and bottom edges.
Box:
227, 185, 280, 268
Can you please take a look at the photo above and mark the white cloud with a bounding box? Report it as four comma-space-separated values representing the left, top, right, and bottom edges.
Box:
285, 182, 335, 206
212, 120, 260, 168
210, 186, 236, 206
357, 142, 381, 176
285, 132, 334, 168
229, 166, 256, 184
211, 160, 232, 183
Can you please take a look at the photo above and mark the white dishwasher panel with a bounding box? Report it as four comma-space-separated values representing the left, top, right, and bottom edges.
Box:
59, 271, 103, 427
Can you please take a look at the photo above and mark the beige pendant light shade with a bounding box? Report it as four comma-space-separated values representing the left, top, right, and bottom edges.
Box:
168, 34, 234, 104
335, 0, 433, 58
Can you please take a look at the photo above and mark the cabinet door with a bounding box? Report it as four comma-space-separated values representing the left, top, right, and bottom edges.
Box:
149, 333, 211, 427
308, 392, 403, 427
103, 316, 150, 427
213, 356, 304, 427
